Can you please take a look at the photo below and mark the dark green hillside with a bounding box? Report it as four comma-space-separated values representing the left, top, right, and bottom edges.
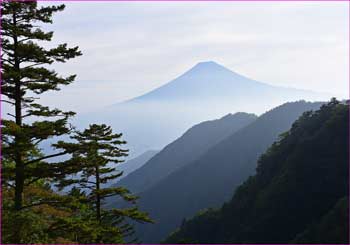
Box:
292, 197, 349, 243
165, 99, 349, 244
132, 101, 323, 242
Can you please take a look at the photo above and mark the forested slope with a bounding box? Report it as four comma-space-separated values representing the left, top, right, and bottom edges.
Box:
165, 99, 349, 244
133, 101, 323, 242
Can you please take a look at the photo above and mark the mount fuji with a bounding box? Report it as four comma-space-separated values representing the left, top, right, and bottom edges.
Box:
77, 61, 329, 157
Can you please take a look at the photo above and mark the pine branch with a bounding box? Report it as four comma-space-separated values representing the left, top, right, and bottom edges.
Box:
81, 180, 96, 185
1, 99, 15, 105
24, 151, 68, 166
2, 181, 16, 188
1, 58, 15, 66
20, 200, 65, 210
100, 193, 119, 199
6, 113, 16, 118
1, 49, 12, 56
25, 177, 43, 186
32, 138, 44, 146
81, 184, 95, 190
22, 62, 48, 69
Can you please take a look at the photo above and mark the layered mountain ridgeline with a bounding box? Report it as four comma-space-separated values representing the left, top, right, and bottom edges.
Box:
106, 112, 257, 204
77, 61, 330, 156
116, 150, 158, 181
127, 101, 323, 243
165, 99, 349, 244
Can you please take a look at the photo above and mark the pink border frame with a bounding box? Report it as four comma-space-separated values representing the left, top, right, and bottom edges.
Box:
0, 0, 349, 245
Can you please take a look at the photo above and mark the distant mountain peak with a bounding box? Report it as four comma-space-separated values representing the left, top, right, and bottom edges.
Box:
118, 60, 325, 109
220, 112, 256, 121
190, 60, 229, 72
196, 60, 219, 66
183, 61, 252, 84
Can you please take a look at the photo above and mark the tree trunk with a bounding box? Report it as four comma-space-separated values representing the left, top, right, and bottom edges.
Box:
96, 165, 101, 223
12, 10, 24, 211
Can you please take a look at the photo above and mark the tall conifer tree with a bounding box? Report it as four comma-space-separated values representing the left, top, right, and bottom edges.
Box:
1, 2, 153, 243
57, 124, 153, 242
1, 1, 81, 212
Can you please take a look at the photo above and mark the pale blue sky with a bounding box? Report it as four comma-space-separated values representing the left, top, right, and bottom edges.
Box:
39, 1, 349, 113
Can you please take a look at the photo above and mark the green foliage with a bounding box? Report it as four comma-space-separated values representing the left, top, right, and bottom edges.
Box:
55, 124, 153, 243
1, 1, 84, 241
1, 1, 152, 243
126, 101, 322, 243
2, 182, 77, 243
1, 0, 81, 214
293, 197, 349, 243
164, 99, 349, 244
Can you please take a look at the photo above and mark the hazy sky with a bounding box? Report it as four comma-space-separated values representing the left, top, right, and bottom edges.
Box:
39, 1, 349, 113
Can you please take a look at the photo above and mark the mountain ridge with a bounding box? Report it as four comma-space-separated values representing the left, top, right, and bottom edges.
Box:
76, 61, 331, 157
111, 112, 257, 196
128, 100, 324, 243
164, 100, 349, 244
118, 61, 323, 104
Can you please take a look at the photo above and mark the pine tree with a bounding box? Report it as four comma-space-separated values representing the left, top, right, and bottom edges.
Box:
1, 1, 82, 242
1, 0, 81, 210
1, 1, 153, 243
57, 124, 153, 242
